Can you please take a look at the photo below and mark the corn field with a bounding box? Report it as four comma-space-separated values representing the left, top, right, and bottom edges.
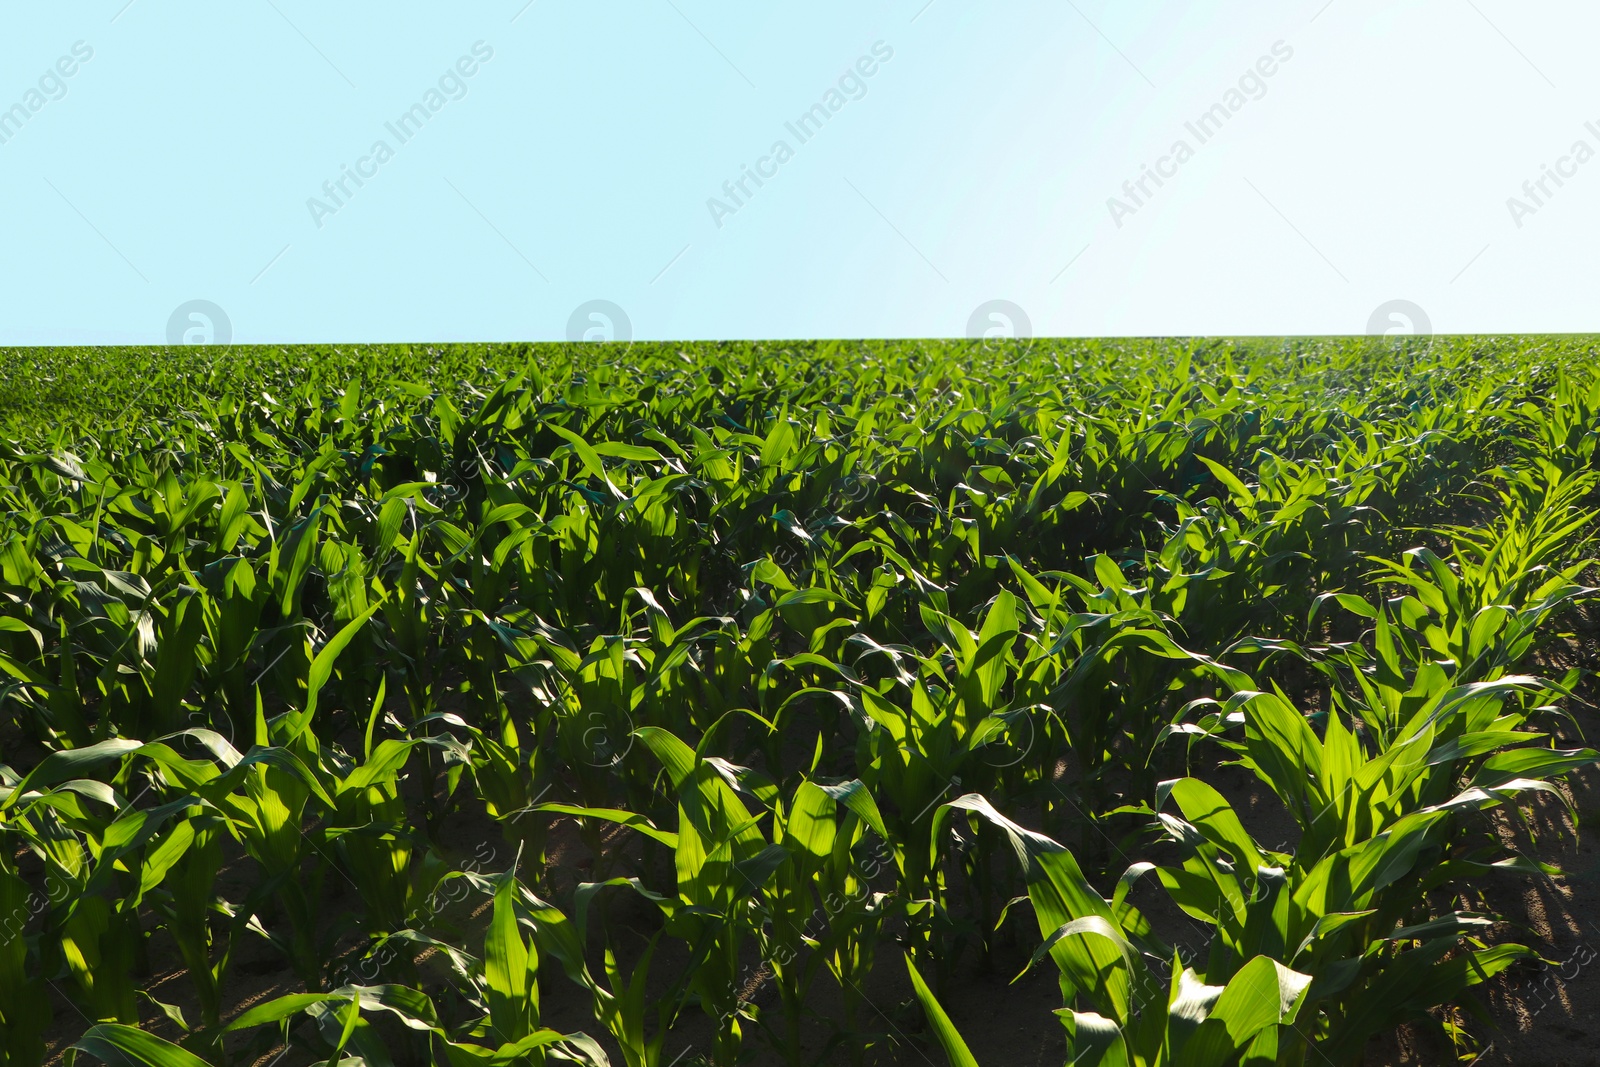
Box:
1, 337, 1597, 1066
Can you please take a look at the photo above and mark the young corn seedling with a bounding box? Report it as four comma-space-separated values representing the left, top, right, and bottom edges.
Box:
207, 863, 613, 1066
930, 794, 1315, 1067
523, 876, 683, 1067
538, 726, 807, 1066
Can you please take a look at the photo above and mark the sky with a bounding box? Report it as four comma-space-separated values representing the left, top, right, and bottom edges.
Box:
0, 1, 1593, 344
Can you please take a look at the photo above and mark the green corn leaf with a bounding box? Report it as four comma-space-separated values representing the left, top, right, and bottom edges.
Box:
67, 1024, 213, 1067
1015, 915, 1138, 985
905, 956, 982, 1067
439, 1029, 588, 1067
811, 777, 890, 841
287, 599, 382, 740
483, 869, 537, 1042
547, 422, 622, 499
1197, 456, 1255, 508
1237, 691, 1327, 824
1164, 778, 1264, 877
217, 482, 252, 550
3, 739, 143, 810
226, 992, 350, 1031
936, 794, 1131, 1022
338, 984, 443, 1032
531, 804, 679, 849
1320, 941, 1530, 1062
150, 592, 206, 732
783, 781, 838, 867
1473, 746, 1597, 788
273, 506, 325, 615
1204, 956, 1311, 1045
1058, 1010, 1130, 1067
1289, 910, 1376, 964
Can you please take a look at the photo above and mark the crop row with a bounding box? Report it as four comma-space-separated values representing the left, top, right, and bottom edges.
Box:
0, 338, 1596, 1066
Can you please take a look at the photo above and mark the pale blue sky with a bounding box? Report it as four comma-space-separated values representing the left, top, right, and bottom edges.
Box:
0, 2, 1593, 343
